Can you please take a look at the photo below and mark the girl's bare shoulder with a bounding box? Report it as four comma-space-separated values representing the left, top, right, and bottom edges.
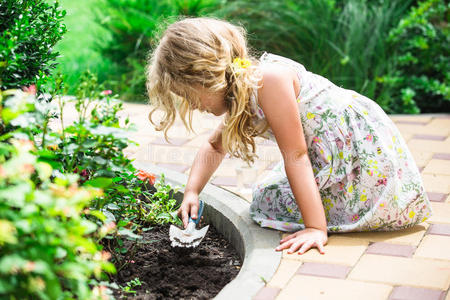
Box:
256, 62, 300, 107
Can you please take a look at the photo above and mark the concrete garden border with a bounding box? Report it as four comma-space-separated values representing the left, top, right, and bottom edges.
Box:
133, 161, 282, 299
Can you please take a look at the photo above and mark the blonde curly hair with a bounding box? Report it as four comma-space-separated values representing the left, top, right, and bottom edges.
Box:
146, 17, 269, 164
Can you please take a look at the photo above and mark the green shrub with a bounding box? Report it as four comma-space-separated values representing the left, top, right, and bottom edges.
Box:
0, 89, 115, 300
0, 0, 67, 91
95, 0, 222, 102
380, 0, 449, 113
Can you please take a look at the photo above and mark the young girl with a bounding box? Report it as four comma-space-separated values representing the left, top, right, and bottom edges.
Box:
145, 17, 432, 255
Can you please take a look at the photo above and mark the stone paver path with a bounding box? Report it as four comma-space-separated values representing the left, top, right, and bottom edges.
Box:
122, 103, 450, 300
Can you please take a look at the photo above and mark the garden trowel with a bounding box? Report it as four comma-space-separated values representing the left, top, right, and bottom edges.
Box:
169, 200, 209, 248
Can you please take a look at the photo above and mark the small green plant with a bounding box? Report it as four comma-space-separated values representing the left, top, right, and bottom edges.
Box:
0, 0, 67, 90
121, 277, 142, 294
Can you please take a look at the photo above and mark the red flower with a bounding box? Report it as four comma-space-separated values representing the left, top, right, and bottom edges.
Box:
22, 85, 36, 95
136, 170, 156, 185
101, 90, 112, 95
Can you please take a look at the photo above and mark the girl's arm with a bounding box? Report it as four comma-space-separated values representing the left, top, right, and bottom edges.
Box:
179, 122, 227, 227
258, 64, 328, 254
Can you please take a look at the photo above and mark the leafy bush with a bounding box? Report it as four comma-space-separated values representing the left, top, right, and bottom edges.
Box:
95, 0, 222, 102
380, 0, 449, 113
0, 89, 115, 299
0, 0, 67, 91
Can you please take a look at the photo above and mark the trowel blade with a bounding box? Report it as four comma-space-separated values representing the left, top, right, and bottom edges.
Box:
169, 224, 210, 248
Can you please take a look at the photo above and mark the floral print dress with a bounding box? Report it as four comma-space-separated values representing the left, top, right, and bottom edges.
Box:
249, 52, 432, 233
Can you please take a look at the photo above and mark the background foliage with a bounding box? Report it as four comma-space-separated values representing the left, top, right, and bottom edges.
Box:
54, 0, 449, 113
93, 0, 222, 102
380, 0, 449, 113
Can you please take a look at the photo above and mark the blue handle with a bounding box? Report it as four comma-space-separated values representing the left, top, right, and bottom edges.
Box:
188, 200, 204, 225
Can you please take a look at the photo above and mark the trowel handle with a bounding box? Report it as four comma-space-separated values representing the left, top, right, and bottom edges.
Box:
188, 200, 204, 225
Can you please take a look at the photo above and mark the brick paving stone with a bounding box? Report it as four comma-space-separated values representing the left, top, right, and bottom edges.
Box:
396, 125, 437, 136
155, 163, 189, 173
130, 145, 197, 165
422, 121, 450, 137
427, 192, 448, 202
210, 176, 237, 186
433, 114, 450, 119
428, 224, 450, 236
267, 260, 302, 289
428, 202, 450, 224
432, 153, 450, 160
276, 275, 393, 300
389, 286, 446, 300
408, 140, 450, 155
414, 235, 450, 261
339, 224, 428, 246
296, 262, 351, 279
282, 235, 368, 266
395, 120, 429, 125
253, 286, 280, 300
366, 242, 416, 258
389, 115, 433, 123
255, 146, 283, 163
411, 134, 447, 141
422, 174, 450, 194
150, 136, 190, 146
410, 151, 434, 168
183, 133, 209, 148
423, 160, 450, 176
348, 254, 450, 290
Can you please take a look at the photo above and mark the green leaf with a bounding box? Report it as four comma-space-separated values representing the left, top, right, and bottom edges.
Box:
118, 228, 142, 240
89, 210, 106, 222
36, 161, 53, 181
0, 183, 31, 207
84, 177, 113, 188
0, 255, 27, 274
80, 219, 98, 234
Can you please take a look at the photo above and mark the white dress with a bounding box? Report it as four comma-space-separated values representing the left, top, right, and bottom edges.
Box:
249, 52, 432, 232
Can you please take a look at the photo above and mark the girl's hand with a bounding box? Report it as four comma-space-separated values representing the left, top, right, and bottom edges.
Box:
275, 228, 328, 254
178, 191, 199, 228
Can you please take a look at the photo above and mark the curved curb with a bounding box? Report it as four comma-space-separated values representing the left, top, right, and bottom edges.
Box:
133, 161, 282, 300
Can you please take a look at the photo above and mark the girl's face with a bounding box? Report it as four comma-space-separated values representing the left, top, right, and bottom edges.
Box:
194, 85, 227, 116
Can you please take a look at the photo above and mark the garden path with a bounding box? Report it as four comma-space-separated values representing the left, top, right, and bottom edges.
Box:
122, 102, 450, 300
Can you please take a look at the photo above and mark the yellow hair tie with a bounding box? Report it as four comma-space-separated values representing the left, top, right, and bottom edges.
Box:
232, 57, 251, 74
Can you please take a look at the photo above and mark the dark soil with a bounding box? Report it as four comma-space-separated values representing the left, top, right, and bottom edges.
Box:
111, 224, 242, 299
